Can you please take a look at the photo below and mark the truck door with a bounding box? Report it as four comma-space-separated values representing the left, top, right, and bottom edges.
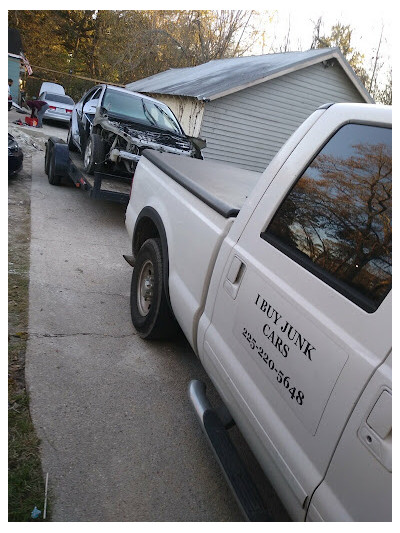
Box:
306, 352, 391, 521
201, 106, 392, 520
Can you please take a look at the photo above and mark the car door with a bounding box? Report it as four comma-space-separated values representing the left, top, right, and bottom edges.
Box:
76, 87, 103, 149
75, 88, 95, 149
201, 105, 392, 520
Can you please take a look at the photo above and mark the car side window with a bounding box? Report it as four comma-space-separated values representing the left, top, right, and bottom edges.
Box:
262, 123, 392, 313
90, 88, 102, 102
82, 88, 97, 106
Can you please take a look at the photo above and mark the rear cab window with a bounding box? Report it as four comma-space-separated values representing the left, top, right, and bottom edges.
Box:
262, 123, 392, 313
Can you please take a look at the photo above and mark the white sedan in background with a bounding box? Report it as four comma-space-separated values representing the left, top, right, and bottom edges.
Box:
40, 92, 75, 124
38, 82, 74, 124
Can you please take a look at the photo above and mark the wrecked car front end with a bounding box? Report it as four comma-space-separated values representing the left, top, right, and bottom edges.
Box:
91, 88, 203, 173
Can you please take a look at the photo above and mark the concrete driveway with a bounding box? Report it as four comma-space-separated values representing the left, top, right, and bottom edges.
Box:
13, 109, 288, 522
24, 152, 245, 521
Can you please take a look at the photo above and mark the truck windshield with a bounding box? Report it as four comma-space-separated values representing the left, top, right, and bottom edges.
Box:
102, 89, 182, 135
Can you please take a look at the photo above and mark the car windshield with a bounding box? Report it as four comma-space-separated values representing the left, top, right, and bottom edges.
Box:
101, 89, 182, 135
45, 93, 74, 105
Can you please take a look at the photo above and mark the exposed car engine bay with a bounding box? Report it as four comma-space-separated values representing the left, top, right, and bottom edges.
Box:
92, 111, 202, 174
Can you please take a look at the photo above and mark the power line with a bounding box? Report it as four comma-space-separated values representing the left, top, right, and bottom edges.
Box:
30, 64, 125, 87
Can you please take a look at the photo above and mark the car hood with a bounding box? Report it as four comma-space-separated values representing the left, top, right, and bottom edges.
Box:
97, 113, 195, 155
118, 121, 193, 152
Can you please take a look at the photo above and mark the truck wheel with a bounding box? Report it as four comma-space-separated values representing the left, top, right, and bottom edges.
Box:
130, 238, 178, 340
47, 151, 61, 185
83, 133, 104, 174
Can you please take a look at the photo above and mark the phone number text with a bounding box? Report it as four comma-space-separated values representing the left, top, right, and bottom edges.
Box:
242, 326, 304, 406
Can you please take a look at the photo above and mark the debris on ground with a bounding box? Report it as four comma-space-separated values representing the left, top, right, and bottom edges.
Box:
31, 506, 42, 519
8, 124, 46, 154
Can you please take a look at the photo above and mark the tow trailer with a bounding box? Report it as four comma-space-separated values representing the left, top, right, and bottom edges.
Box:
45, 136, 132, 205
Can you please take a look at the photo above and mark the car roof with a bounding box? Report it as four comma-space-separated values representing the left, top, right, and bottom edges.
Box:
94, 84, 170, 107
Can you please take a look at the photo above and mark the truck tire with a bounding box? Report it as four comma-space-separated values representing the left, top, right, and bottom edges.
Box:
130, 238, 178, 340
83, 133, 105, 174
47, 150, 61, 185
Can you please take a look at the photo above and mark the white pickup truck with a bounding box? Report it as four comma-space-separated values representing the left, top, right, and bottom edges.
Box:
125, 103, 392, 522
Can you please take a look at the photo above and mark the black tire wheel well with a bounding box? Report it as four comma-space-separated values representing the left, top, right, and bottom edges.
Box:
133, 217, 160, 257
130, 237, 178, 340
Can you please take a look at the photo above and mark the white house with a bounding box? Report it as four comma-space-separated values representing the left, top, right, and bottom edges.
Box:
126, 48, 373, 172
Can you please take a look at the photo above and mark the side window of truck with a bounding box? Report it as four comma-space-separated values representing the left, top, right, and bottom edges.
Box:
262, 123, 392, 313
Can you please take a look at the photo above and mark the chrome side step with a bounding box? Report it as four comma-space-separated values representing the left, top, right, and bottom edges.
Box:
188, 380, 273, 522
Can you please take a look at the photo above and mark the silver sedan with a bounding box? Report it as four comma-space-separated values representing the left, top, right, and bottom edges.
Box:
40, 92, 75, 123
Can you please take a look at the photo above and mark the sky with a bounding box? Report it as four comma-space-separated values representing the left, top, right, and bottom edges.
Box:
255, 2, 392, 82
263, 6, 390, 57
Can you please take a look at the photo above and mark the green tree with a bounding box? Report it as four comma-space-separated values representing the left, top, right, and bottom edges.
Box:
9, 10, 262, 93
311, 20, 369, 87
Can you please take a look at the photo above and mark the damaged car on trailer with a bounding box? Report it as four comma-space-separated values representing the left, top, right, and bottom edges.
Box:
67, 84, 205, 175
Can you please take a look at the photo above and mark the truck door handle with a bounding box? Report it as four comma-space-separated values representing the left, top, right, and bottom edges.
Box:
367, 390, 392, 439
224, 256, 246, 299
358, 389, 392, 472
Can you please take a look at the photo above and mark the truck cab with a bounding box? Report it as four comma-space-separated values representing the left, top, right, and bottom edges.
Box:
126, 103, 392, 521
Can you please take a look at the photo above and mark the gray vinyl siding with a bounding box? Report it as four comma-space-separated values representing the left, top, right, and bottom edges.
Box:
199, 60, 365, 172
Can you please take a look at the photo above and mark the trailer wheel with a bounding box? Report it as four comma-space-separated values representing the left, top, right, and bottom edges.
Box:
47, 150, 61, 185
83, 133, 105, 175
44, 144, 51, 175
130, 238, 178, 340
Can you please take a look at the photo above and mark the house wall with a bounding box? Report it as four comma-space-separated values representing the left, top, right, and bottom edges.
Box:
199, 60, 366, 173
146, 93, 205, 137
8, 56, 21, 102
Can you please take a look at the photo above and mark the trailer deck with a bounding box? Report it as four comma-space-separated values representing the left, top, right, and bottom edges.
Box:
45, 137, 132, 205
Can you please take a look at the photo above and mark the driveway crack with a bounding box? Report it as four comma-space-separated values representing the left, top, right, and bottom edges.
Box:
29, 332, 136, 339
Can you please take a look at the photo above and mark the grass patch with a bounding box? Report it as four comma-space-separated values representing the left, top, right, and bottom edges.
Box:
8, 393, 45, 521
8, 166, 49, 521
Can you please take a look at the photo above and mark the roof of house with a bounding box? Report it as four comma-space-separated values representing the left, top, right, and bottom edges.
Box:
8, 27, 23, 56
125, 47, 373, 103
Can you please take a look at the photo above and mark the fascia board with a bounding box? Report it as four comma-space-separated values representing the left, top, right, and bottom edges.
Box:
332, 51, 375, 103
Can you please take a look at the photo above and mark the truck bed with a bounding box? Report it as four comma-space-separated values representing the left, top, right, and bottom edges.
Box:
127, 149, 261, 352
142, 150, 261, 218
